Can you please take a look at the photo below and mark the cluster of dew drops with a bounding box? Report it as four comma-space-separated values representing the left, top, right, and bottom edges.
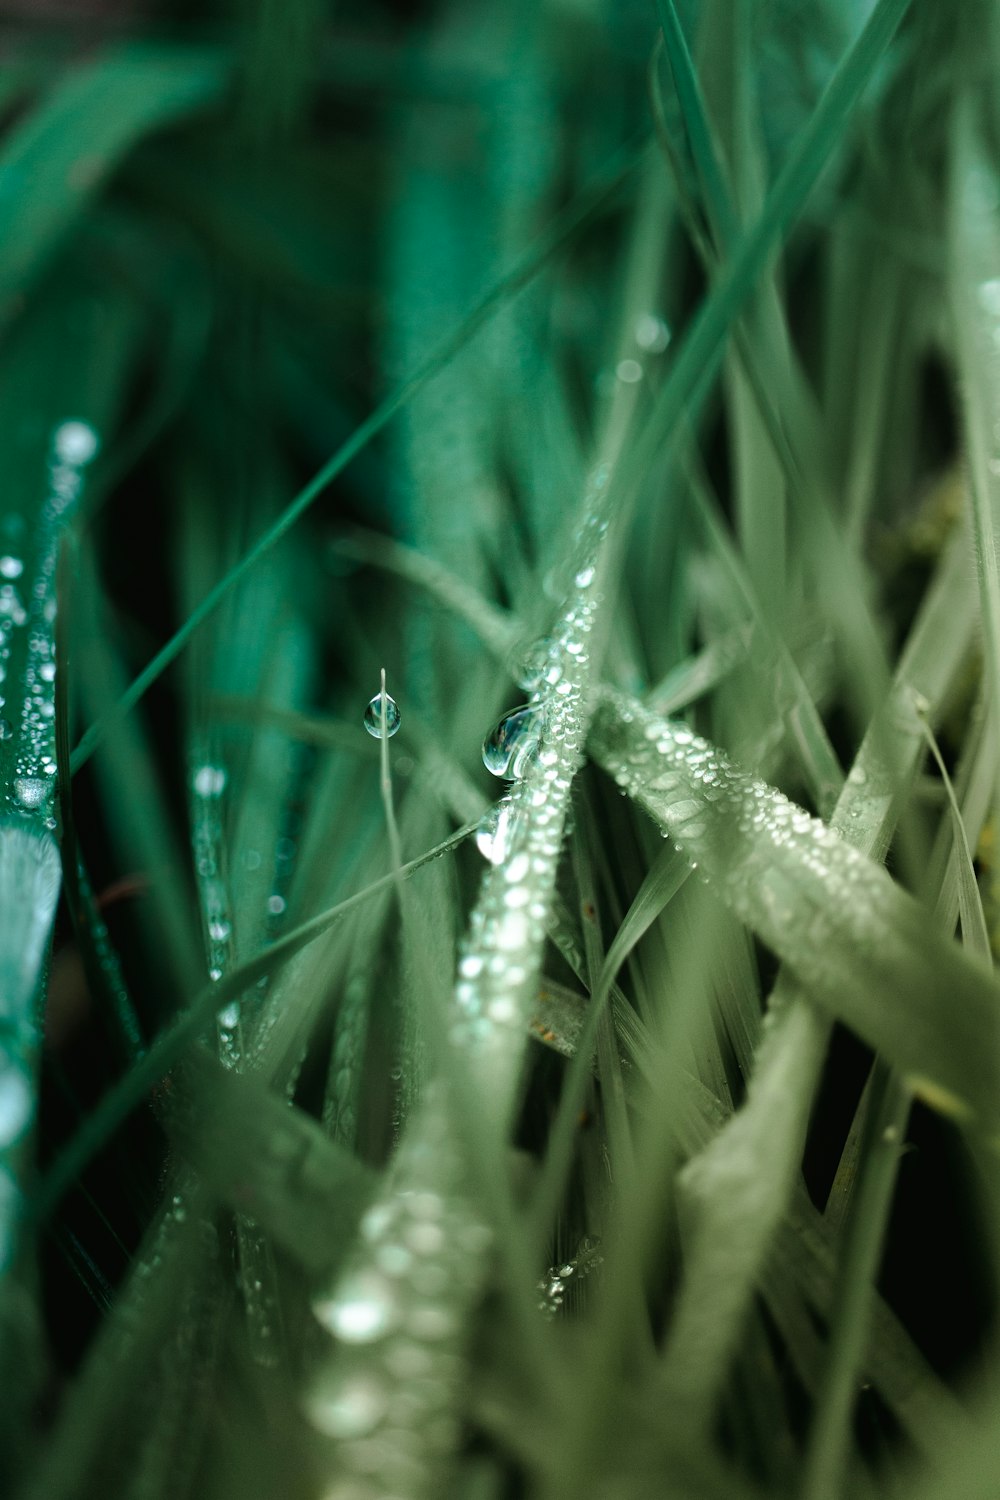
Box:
0, 420, 99, 823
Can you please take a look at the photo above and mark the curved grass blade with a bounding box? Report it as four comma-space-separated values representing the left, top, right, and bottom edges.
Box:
68, 133, 647, 777
32, 821, 475, 1222
0, 44, 226, 333
592, 685, 1000, 1122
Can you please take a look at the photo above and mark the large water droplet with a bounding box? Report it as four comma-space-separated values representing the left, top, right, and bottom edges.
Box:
482, 704, 543, 779
363, 689, 401, 739
0, 557, 22, 580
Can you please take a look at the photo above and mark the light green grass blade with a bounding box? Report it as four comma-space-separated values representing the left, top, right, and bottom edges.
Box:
949, 102, 1000, 813
592, 688, 1000, 1124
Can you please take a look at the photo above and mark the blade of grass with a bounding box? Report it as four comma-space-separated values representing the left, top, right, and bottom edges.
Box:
68, 132, 648, 776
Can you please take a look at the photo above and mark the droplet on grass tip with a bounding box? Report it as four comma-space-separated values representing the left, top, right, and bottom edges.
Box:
482, 704, 543, 780
364, 689, 401, 739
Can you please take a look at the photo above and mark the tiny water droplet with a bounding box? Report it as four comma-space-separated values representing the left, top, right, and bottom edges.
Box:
218, 1001, 240, 1029
482, 704, 543, 779
313, 1269, 397, 1343
363, 689, 401, 739
192, 764, 226, 797
0, 557, 22, 580
510, 639, 550, 691
0, 719, 11, 741
615, 357, 643, 383
0, 1065, 32, 1148
53, 420, 99, 467
979, 279, 1000, 317
635, 312, 671, 352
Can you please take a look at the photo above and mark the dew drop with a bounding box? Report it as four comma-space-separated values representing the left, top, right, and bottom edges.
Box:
192, 764, 226, 798
363, 689, 401, 739
979, 279, 1000, 317
0, 557, 22, 580
0, 1063, 32, 1148
510, 640, 550, 691
0, 719, 11, 741
13, 776, 49, 809
314, 1270, 397, 1343
53, 420, 99, 467
634, 312, 671, 352
615, 357, 643, 383
306, 1373, 388, 1439
482, 704, 543, 779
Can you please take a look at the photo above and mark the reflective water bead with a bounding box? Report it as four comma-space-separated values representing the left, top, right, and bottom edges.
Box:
0, 557, 22, 580
0, 719, 10, 740
0, 1062, 32, 1148
363, 689, 401, 739
192, 764, 226, 798
482, 704, 543, 779
53, 420, 100, 467
634, 312, 671, 352
979, 279, 1000, 317
314, 1269, 397, 1342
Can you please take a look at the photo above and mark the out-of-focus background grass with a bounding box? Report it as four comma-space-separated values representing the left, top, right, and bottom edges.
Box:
2, 1, 1000, 1497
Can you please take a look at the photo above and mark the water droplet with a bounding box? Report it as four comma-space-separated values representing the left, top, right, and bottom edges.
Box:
634, 312, 671, 352
13, 776, 49, 809
192, 764, 226, 797
363, 689, 401, 739
482, 704, 543, 779
0, 557, 22, 580
53, 421, 99, 467
266, 893, 286, 915
510, 640, 550, 691
616, 357, 643, 383
980, 279, 1000, 317
0, 720, 11, 741
0, 1063, 32, 1148
314, 1270, 397, 1343
218, 1001, 240, 1029
208, 917, 231, 942
306, 1373, 388, 1439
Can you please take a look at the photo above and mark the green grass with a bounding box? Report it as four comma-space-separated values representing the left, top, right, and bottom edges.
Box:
2, 1, 1000, 1496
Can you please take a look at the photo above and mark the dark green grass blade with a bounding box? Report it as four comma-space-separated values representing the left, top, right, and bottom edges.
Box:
0, 45, 226, 333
